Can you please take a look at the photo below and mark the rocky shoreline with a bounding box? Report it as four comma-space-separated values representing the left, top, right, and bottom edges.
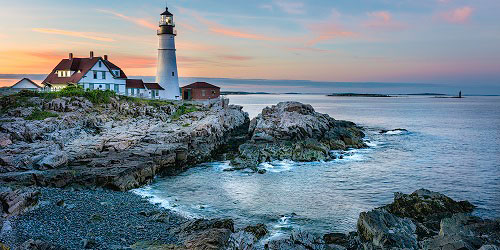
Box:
1, 187, 498, 249
1, 92, 498, 249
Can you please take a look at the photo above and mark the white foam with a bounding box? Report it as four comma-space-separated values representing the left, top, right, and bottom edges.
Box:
131, 187, 200, 219
259, 160, 295, 173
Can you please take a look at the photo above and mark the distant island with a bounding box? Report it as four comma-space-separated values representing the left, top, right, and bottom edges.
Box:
327, 93, 393, 97
406, 93, 446, 96
221, 91, 272, 95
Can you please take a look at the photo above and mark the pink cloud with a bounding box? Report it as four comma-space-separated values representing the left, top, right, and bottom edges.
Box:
219, 55, 253, 61
97, 9, 157, 30
191, 12, 279, 41
439, 6, 474, 23
364, 11, 406, 31
306, 23, 356, 46
32, 28, 114, 42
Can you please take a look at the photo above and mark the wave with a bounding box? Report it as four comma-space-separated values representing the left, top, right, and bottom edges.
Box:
131, 186, 200, 219
259, 160, 295, 173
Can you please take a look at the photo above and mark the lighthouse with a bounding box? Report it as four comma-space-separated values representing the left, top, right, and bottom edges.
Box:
156, 4, 180, 100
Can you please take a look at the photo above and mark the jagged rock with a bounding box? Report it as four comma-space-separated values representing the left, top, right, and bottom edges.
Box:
17, 239, 66, 250
244, 223, 268, 239
171, 218, 235, 250
0, 133, 12, 148
0, 188, 40, 217
420, 213, 500, 250
0, 97, 249, 191
227, 231, 257, 250
232, 102, 365, 170
357, 209, 418, 249
382, 189, 475, 236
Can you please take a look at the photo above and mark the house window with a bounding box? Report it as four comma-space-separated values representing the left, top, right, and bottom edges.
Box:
102, 72, 106, 79
114, 70, 120, 77
89, 83, 94, 90
202, 90, 206, 97
114, 84, 119, 92
155, 90, 159, 97
131, 88, 135, 95
105, 84, 110, 90
99, 61, 102, 67
172, 72, 175, 76
93, 71, 97, 79
212, 90, 216, 95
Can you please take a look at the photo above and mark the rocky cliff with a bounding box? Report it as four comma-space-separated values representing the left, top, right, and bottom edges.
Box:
0, 92, 249, 191
231, 102, 366, 171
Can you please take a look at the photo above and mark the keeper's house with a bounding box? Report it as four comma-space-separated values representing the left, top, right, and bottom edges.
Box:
42, 52, 164, 99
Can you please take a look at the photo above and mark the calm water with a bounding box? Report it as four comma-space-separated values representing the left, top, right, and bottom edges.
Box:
134, 95, 500, 238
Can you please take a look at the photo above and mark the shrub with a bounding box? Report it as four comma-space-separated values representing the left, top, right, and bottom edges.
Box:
171, 104, 199, 120
25, 108, 58, 121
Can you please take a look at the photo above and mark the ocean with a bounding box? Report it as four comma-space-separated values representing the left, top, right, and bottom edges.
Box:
134, 94, 500, 238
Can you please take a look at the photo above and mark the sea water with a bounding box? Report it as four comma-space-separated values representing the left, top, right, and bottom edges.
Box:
133, 95, 500, 236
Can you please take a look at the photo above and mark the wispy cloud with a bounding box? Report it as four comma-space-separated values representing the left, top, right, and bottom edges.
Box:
364, 11, 406, 31
97, 9, 156, 30
273, 0, 305, 14
192, 12, 278, 41
259, 4, 274, 11
218, 55, 254, 61
32, 28, 114, 42
439, 6, 474, 23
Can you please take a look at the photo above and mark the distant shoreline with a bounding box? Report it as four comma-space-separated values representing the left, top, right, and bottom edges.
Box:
327, 93, 393, 97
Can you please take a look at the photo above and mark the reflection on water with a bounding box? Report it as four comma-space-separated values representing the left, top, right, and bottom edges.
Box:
134, 95, 500, 236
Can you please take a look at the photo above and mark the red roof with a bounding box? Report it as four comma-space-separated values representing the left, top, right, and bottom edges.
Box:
42, 57, 127, 85
144, 83, 165, 90
182, 82, 220, 89
126, 79, 145, 89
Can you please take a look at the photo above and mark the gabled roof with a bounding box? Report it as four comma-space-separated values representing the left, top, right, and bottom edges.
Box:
182, 82, 220, 89
144, 83, 165, 90
42, 57, 127, 85
11, 78, 42, 89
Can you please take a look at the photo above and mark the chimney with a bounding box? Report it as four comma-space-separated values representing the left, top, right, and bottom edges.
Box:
104, 55, 108, 61
69, 53, 73, 60
90, 51, 94, 59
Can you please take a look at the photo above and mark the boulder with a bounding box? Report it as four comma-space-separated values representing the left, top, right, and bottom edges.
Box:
232, 102, 365, 170
172, 218, 235, 249
357, 209, 418, 249
17, 239, 66, 250
243, 223, 268, 239
382, 189, 475, 236
0, 133, 12, 148
420, 213, 500, 250
0, 188, 40, 217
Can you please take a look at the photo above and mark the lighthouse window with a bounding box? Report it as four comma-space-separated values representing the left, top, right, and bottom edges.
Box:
172, 72, 175, 76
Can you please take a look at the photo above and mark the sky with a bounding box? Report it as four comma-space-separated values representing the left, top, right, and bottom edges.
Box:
0, 0, 499, 93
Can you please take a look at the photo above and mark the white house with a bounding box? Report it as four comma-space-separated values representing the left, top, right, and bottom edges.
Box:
42, 52, 164, 99
10, 78, 42, 91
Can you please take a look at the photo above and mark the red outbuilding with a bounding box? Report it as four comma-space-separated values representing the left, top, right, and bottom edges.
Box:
181, 82, 220, 100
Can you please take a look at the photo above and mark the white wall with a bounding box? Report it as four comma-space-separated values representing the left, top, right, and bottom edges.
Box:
11, 79, 40, 89
156, 34, 180, 100
78, 59, 126, 94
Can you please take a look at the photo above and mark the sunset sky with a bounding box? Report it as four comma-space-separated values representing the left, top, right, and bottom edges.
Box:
0, 0, 499, 88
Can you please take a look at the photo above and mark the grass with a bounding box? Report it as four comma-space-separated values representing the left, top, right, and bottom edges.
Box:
171, 104, 199, 120
25, 108, 59, 121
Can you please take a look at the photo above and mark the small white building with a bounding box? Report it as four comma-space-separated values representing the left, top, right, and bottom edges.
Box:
10, 78, 42, 91
42, 52, 164, 99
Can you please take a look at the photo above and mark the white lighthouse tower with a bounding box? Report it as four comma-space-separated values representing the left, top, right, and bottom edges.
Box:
156, 4, 180, 100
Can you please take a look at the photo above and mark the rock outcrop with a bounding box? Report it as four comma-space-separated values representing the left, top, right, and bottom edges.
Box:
231, 102, 365, 170
0, 188, 40, 218
354, 189, 497, 250
0, 96, 249, 191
